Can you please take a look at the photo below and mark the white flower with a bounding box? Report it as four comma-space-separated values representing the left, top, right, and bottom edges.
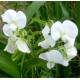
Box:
1, 9, 26, 31
2, 10, 30, 54
60, 43, 77, 66
38, 25, 55, 49
50, 20, 78, 66
39, 50, 63, 69
64, 43, 77, 58
4, 35, 30, 54
51, 20, 78, 43
3, 27, 30, 53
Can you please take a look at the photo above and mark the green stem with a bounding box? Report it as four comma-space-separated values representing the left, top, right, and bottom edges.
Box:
21, 53, 25, 78
35, 49, 45, 55
12, 53, 22, 61
49, 69, 53, 77
32, 66, 34, 78
55, 64, 60, 78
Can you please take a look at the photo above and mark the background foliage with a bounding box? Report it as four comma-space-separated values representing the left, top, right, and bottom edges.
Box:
0, 1, 80, 78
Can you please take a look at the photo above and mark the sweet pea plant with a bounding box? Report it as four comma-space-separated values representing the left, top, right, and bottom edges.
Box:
1, 8, 78, 78
0, 1, 80, 78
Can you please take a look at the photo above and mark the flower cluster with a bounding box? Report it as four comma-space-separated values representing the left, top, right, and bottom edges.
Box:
2, 9, 78, 69
2, 9, 30, 54
38, 20, 78, 69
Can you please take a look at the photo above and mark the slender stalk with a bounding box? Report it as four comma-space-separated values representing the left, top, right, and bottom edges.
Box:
55, 64, 60, 78
32, 66, 34, 78
21, 53, 25, 78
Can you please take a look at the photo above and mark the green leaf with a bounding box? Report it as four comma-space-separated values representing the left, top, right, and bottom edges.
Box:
29, 18, 46, 25
0, 51, 20, 77
26, 1, 45, 23
75, 42, 80, 50
26, 57, 44, 69
76, 2, 80, 42
59, 2, 70, 19
24, 57, 45, 73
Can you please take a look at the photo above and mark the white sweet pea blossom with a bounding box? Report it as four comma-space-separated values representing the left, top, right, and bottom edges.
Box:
38, 25, 55, 49
1, 9, 26, 31
60, 43, 77, 66
4, 30, 30, 54
39, 50, 63, 69
3, 28, 30, 53
2, 9, 30, 54
64, 43, 77, 59
51, 20, 78, 43
4, 36, 30, 54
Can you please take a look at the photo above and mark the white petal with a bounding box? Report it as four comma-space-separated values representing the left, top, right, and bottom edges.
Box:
51, 21, 63, 41
9, 24, 17, 31
62, 20, 78, 39
16, 39, 30, 53
49, 50, 63, 64
38, 40, 49, 49
47, 62, 55, 69
64, 39, 75, 48
61, 59, 69, 66
42, 25, 50, 37
1, 9, 17, 23
61, 34, 70, 43
64, 38, 75, 49
39, 50, 63, 64
3, 24, 13, 37
45, 35, 56, 47
68, 38, 75, 46
39, 51, 50, 61
65, 46, 77, 58
64, 43, 71, 49
15, 11, 26, 29
4, 38, 17, 53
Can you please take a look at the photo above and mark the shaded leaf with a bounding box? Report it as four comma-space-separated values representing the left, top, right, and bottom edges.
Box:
59, 2, 70, 19
0, 51, 20, 77
26, 1, 45, 23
